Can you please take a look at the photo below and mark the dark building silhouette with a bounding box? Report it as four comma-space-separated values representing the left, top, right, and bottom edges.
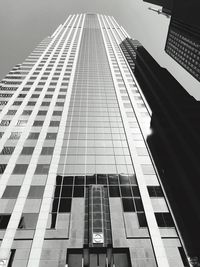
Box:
165, 0, 200, 82
120, 38, 200, 264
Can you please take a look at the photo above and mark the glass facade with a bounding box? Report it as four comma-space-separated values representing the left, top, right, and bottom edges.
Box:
0, 14, 187, 267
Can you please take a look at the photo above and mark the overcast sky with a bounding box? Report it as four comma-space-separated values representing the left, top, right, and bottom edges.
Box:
0, 0, 199, 99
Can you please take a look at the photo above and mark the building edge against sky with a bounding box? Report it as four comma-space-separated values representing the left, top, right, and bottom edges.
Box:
0, 14, 188, 267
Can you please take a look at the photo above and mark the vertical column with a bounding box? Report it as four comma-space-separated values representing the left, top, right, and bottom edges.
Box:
98, 14, 170, 267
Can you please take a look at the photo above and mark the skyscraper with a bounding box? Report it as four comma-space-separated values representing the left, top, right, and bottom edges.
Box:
0, 14, 187, 267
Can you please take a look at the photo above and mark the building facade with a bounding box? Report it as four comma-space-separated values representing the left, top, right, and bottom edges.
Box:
0, 14, 187, 267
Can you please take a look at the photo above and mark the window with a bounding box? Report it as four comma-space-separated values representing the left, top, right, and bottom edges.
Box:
109, 186, 120, 197
147, 186, 164, 197
12, 164, 28, 174
28, 186, 44, 198
34, 164, 49, 174
18, 213, 38, 229
27, 101, 36, 106
2, 186, 20, 198
22, 110, 32, 115
0, 164, 7, 174
27, 132, 39, 139
0, 120, 10, 126
37, 110, 47, 115
9, 132, 21, 139
0, 215, 11, 229
13, 101, 22, 106
122, 198, 135, 212
33, 120, 44, 127
21, 147, 34, 155
53, 111, 62, 116
59, 198, 71, 213
137, 213, 148, 227
49, 121, 60, 127
41, 147, 54, 155
155, 213, 174, 227
56, 102, 64, 106
41, 102, 50, 106
16, 120, 27, 126
46, 133, 57, 140
7, 110, 17, 115
0, 147, 15, 155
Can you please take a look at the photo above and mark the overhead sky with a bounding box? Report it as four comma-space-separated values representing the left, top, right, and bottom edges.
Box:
0, 0, 199, 99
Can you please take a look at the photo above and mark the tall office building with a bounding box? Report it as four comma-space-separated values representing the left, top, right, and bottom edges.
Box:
0, 14, 188, 267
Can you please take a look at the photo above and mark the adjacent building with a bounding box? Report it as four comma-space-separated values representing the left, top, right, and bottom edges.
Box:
165, 0, 200, 82
120, 37, 200, 266
0, 14, 188, 267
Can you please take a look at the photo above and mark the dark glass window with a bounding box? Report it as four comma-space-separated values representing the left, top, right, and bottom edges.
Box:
134, 198, 144, 211
74, 176, 84, 185
31, 94, 39, 98
109, 186, 120, 197
61, 186, 72, 197
0, 215, 11, 229
37, 110, 47, 115
22, 110, 32, 115
147, 186, 164, 197
138, 212, 148, 227
16, 120, 27, 126
155, 213, 174, 227
58, 198, 71, 213
122, 198, 135, 212
0, 164, 7, 174
97, 174, 107, 184
41, 147, 54, 155
12, 164, 28, 174
63, 176, 73, 185
132, 186, 140, 197
120, 186, 132, 197
28, 186, 44, 198
86, 175, 96, 185
18, 213, 38, 229
56, 102, 64, 106
2, 186, 20, 198
0, 120, 10, 126
27, 101, 36, 106
0, 146, 15, 155
108, 174, 118, 184
49, 121, 60, 127
34, 164, 49, 174
119, 174, 130, 184
53, 111, 62, 116
13, 101, 22, 106
41, 102, 50, 106
27, 132, 39, 139
73, 186, 84, 197
7, 110, 17, 115
9, 132, 21, 139
46, 133, 57, 140
21, 147, 34, 155
33, 120, 44, 127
